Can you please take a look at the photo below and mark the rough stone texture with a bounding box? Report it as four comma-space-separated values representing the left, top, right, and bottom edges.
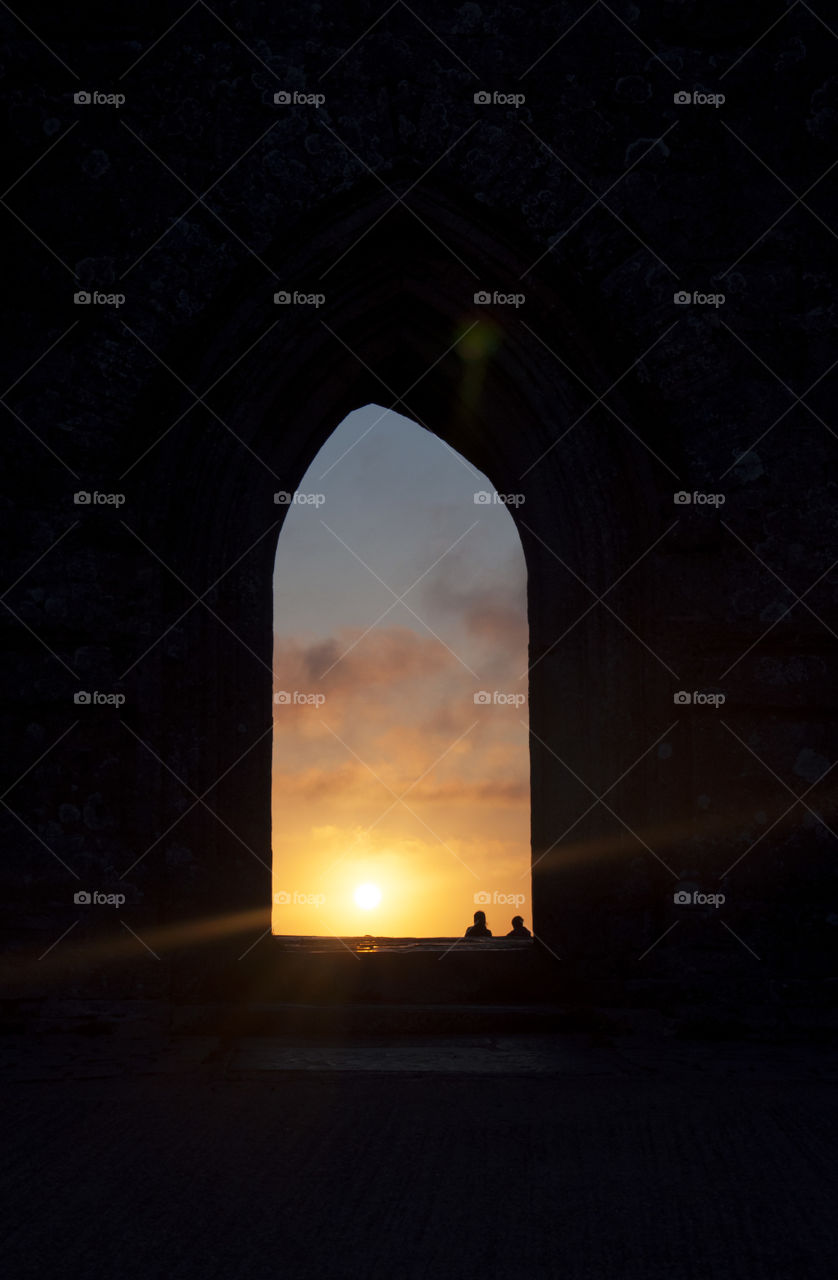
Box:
1, 2, 837, 1004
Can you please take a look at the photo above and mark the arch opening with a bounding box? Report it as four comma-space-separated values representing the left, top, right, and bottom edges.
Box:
271, 405, 531, 943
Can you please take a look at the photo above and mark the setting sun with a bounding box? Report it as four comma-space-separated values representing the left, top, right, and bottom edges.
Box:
354, 882, 382, 910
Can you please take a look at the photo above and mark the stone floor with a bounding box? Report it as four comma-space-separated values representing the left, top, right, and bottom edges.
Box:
1, 1018, 836, 1279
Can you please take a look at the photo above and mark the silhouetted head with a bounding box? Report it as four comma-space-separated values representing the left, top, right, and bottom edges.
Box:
511, 915, 524, 929
474, 910, 486, 926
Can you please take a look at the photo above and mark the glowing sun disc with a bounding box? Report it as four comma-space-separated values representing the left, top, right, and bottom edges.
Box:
354, 882, 382, 910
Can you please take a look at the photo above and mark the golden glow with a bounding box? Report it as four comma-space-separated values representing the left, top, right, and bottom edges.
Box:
353, 881, 382, 910
15, 906, 272, 986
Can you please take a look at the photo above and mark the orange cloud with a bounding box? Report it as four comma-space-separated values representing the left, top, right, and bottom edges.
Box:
275, 625, 454, 695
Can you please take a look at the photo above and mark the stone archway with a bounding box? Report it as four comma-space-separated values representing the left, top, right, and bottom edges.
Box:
130, 185, 668, 968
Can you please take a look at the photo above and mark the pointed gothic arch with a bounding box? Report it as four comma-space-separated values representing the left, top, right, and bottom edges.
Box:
130, 183, 668, 968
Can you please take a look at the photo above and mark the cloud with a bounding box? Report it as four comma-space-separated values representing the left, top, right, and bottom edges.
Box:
274, 763, 527, 808
419, 552, 528, 653
275, 625, 455, 696
273, 761, 363, 800
409, 777, 529, 805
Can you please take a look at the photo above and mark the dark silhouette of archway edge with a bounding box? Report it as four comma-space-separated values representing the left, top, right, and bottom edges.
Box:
132, 181, 677, 971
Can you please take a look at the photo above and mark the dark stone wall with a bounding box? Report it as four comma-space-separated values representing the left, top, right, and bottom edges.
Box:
2, 1, 836, 1002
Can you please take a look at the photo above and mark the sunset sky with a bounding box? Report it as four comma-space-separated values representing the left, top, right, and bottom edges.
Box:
271, 406, 531, 937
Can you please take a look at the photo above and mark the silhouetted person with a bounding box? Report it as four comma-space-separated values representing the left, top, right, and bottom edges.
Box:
506, 915, 531, 938
465, 909, 492, 938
